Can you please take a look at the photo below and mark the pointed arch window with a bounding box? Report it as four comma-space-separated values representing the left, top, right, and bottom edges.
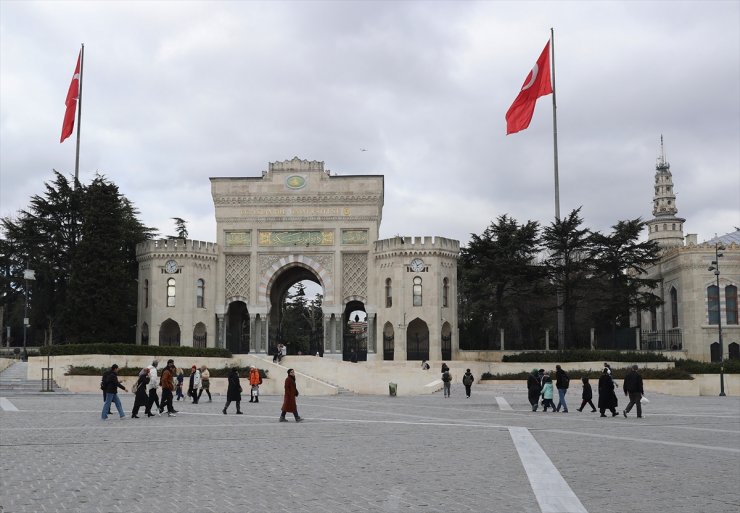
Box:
707, 285, 719, 325
650, 305, 657, 331
726, 285, 738, 325
670, 287, 679, 328
144, 279, 149, 309
196, 279, 205, 308
413, 277, 422, 306
167, 278, 176, 307
385, 278, 392, 308
442, 278, 449, 308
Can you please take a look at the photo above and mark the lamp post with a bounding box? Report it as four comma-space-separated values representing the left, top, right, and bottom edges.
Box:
708, 244, 725, 397
22, 264, 35, 361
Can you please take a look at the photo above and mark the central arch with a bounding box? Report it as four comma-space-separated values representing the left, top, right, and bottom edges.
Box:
267, 263, 324, 356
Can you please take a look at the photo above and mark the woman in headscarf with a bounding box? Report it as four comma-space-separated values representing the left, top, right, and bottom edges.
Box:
279, 369, 302, 422
222, 367, 243, 415
527, 368, 542, 411
131, 367, 150, 418
598, 367, 619, 417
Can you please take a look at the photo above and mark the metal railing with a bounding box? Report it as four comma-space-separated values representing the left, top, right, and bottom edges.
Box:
640, 330, 683, 351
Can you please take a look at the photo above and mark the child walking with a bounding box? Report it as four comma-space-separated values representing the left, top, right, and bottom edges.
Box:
541, 374, 556, 412
577, 377, 597, 412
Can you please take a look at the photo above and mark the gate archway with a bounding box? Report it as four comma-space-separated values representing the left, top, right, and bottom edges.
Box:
226, 301, 249, 353
406, 318, 429, 361
343, 300, 367, 361
383, 322, 395, 360
159, 319, 180, 346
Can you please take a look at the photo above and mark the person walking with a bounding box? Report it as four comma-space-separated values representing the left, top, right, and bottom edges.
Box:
249, 366, 262, 403
442, 368, 452, 398
577, 377, 597, 412
554, 364, 570, 413
198, 365, 212, 402
462, 369, 474, 398
527, 369, 542, 411
159, 359, 177, 417
144, 360, 161, 417
223, 367, 243, 414
598, 368, 619, 417
280, 369, 302, 422
131, 368, 150, 418
100, 368, 112, 415
101, 364, 127, 420
622, 365, 644, 418
541, 373, 555, 412
175, 368, 185, 401
188, 365, 201, 404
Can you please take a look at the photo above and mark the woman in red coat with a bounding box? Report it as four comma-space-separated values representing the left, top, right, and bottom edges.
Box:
280, 369, 302, 422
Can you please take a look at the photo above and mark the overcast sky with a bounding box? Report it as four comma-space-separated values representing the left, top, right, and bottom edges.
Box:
1, 1, 738, 248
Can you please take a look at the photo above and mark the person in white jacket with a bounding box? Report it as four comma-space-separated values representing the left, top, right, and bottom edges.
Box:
189, 365, 201, 404
144, 360, 161, 417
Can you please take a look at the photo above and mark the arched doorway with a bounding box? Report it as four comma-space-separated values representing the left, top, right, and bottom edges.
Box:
343, 300, 367, 361
406, 318, 429, 361
383, 322, 394, 360
159, 319, 180, 346
226, 301, 249, 353
729, 342, 740, 360
268, 266, 324, 356
193, 322, 207, 348
441, 322, 452, 360
710, 341, 721, 362
141, 323, 149, 346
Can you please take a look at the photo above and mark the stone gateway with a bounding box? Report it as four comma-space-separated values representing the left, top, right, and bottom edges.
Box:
136, 158, 460, 361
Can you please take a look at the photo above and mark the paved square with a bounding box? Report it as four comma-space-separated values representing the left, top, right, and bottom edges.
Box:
1, 383, 738, 513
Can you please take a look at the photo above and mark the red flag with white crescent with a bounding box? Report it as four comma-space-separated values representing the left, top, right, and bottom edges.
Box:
60, 51, 81, 143
505, 41, 553, 135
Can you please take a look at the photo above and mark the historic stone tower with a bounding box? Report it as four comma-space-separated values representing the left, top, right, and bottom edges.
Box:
647, 136, 685, 248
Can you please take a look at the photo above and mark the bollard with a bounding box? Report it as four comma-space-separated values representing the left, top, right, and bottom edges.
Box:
389, 382, 397, 396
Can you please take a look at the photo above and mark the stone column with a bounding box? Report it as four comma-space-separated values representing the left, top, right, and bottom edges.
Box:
335, 315, 344, 354
500, 328, 505, 351
590, 328, 595, 350
324, 315, 333, 354
545, 329, 550, 351
396, 325, 407, 361
635, 327, 641, 351
216, 314, 225, 349
249, 314, 258, 353
367, 313, 376, 353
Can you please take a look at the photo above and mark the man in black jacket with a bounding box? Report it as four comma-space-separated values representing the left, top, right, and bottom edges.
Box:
101, 364, 127, 420
555, 364, 570, 413
623, 365, 644, 418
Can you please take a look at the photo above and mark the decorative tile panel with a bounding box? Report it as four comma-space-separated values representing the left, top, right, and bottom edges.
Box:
225, 231, 251, 246
342, 253, 368, 300
225, 254, 250, 300
342, 229, 368, 245
258, 230, 334, 246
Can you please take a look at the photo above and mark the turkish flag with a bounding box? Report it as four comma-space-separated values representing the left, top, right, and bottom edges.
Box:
60, 51, 81, 143
505, 41, 553, 135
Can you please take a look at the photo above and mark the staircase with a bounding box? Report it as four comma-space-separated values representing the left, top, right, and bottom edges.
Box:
0, 362, 64, 394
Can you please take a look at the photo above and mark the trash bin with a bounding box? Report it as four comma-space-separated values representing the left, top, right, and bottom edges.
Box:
389, 383, 397, 396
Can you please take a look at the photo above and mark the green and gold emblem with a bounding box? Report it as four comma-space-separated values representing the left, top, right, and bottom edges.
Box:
286, 175, 306, 189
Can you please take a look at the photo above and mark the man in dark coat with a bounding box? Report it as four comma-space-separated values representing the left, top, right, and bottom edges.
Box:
280, 369, 302, 422
622, 365, 644, 418
554, 364, 570, 413
527, 369, 542, 411
223, 367, 243, 414
598, 368, 619, 417
101, 364, 127, 420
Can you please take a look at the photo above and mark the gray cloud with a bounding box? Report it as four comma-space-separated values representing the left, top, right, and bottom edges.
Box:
1, 1, 738, 245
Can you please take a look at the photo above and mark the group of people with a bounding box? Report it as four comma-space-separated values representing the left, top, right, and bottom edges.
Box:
526, 363, 645, 418
100, 360, 305, 423
439, 362, 476, 399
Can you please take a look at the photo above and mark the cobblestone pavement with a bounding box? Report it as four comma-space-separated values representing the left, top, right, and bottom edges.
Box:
1, 384, 738, 513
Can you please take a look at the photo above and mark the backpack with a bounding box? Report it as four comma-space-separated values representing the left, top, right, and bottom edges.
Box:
442, 371, 451, 383
100, 371, 109, 391
463, 374, 473, 386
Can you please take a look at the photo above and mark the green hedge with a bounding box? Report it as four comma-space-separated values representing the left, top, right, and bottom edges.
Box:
67, 365, 269, 379
481, 367, 694, 380
674, 359, 740, 374
40, 343, 232, 358
501, 350, 670, 363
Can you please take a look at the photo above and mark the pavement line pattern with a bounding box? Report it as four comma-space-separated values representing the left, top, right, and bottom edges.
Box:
496, 396, 513, 410
0, 397, 19, 411
544, 428, 740, 454
509, 426, 589, 513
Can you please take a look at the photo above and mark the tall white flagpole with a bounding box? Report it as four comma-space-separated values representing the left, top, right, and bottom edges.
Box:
74, 43, 84, 188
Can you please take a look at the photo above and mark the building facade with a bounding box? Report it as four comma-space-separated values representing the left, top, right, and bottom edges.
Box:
135, 157, 460, 361
638, 144, 739, 361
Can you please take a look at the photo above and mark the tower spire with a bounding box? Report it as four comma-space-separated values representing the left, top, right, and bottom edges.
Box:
648, 136, 684, 248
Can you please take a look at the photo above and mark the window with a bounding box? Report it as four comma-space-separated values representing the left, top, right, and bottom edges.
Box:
670, 287, 678, 328
196, 279, 205, 308
442, 278, 449, 308
726, 285, 738, 325
650, 305, 657, 331
144, 279, 149, 309
167, 278, 176, 307
663, 223, 667, 230
672, 223, 676, 230
708, 285, 719, 325
385, 278, 392, 308
413, 277, 422, 306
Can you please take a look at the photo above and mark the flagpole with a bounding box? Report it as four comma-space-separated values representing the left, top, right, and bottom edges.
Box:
550, 28, 566, 350
74, 43, 84, 188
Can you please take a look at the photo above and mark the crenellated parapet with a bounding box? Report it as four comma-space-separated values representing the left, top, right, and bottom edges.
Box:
268, 157, 327, 174
136, 238, 219, 262
374, 236, 460, 259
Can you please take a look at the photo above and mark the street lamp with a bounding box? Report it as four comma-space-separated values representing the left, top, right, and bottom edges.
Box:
708, 244, 725, 397
22, 264, 35, 361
